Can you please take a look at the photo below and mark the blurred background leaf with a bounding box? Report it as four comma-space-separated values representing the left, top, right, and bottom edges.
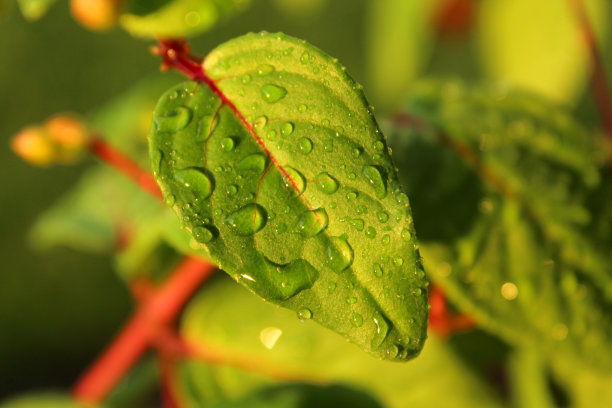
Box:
179, 276, 504, 408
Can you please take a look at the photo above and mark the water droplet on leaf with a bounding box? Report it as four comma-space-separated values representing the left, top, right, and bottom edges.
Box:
220, 137, 235, 151
293, 138, 311, 155
281, 166, 306, 194
362, 166, 387, 199
352, 312, 364, 327
193, 226, 215, 243
261, 84, 287, 103
297, 208, 328, 238
236, 153, 267, 174
174, 168, 213, 199
326, 236, 354, 273
316, 172, 339, 194
157, 106, 192, 132
224, 204, 267, 235
256, 64, 275, 75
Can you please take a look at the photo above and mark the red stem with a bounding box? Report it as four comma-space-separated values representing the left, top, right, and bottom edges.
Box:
568, 0, 612, 142
73, 257, 216, 404
89, 137, 164, 201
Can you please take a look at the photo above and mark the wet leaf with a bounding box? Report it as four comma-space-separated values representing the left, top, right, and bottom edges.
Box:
150, 32, 428, 361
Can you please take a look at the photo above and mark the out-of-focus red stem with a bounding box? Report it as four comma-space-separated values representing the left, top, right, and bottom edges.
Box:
73, 257, 216, 404
428, 285, 476, 338
568, 0, 612, 142
89, 137, 163, 201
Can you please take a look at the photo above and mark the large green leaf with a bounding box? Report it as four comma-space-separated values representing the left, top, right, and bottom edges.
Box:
477, 0, 609, 103
121, 0, 250, 39
178, 276, 503, 408
388, 79, 612, 370
149, 32, 428, 361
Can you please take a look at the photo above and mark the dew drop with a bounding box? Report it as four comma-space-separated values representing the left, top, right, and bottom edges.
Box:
326, 236, 354, 273
257, 64, 275, 75
164, 194, 176, 207
377, 211, 389, 223
253, 115, 269, 131
352, 148, 362, 158
241, 74, 251, 84
371, 312, 390, 349
393, 257, 404, 266
298, 137, 313, 154
298, 104, 308, 113
401, 228, 412, 241
220, 137, 235, 152
365, 226, 377, 239
324, 140, 333, 152
281, 166, 306, 194
193, 226, 215, 243
362, 165, 387, 199
346, 296, 357, 304
316, 172, 339, 194
326, 283, 336, 295
300, 52, 310, 64
174, 168, 213, 199
261, 84, 287, 103
151, 149, 162, 176
297, 307, 312, 320
297, 208, 328, 238
226, 184, 238, 196
156, 106, 192, 132
351, 312, 364, 327
356, 205, 367, 214
268, 259, 319, 300
346, 190, 358, 200
236, 153, 267, 174
281, 122, 294, 136
224, 204, 267, 235
381, 234, 390, 245
374, 263, 383, 278
349, 218, 364, 231
373, 141, 384, 151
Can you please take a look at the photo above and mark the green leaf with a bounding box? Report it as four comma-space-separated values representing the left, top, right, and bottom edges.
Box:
388, 79, 612, 370
179, 276, 504, 408
0, 394, 95, 408
121, 0, 250, 39
149, 32, 428, 361
477, 0, 609, 103
16, 0, 57, 20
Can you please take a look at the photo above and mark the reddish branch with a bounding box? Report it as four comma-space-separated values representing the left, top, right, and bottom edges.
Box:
73, 257, 216, 404
568, 0, 612, 142
428, 285, 476, 337
89, 137, 164, 201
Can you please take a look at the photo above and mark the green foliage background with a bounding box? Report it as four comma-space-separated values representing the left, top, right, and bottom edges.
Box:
1, 0, 611, 405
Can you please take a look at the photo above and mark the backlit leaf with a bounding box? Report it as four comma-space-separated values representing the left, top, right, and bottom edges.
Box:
149, 32, 428, 361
